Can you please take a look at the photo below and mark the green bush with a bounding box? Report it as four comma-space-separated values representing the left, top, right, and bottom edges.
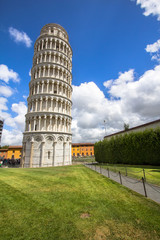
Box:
95, 128, 160, 165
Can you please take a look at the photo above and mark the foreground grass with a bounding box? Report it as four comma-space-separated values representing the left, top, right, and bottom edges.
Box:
0, 165, 160, 240
97, 164, 160, 186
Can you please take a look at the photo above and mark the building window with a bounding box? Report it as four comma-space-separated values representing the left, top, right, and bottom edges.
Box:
48, 151, 50, 159
13, 150, 15, 153
86, 152, 88, 156
77, 153, 80, 156
82, 153, 84, 156
73, 153, 75, 156
73, 149, 75, 151
12, 155, 14, 159
91, 152, 92, 155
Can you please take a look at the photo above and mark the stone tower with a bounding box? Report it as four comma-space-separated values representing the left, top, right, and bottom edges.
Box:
22, 23, 72, 167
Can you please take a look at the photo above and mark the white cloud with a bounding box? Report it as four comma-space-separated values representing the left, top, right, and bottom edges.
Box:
103, 80, 113, 88
136, 0, 160, 21
9, 27, 32, 48
0, 85, 13, 97
29, 69, 31, 76
11, 102, 27, 130
1, 129, 23, 146
146, 39, 160, 53
3, 102, 27, 131
103, 69, 134, 94
1, 101, 27, 145
145, 39, 160, 62
0, 64, 20, 83
0, 97, 8, 112
72, 65, 160, 143
23, 95, 28, 100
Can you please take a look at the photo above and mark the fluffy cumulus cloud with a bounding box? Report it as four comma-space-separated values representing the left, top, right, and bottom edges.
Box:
0, 85, 13, 97
0, 63, 27, 145
0, 64, 20, 83
145, 39, 160, 62
1, 102, 27, 145
9, 27, 32, 48
2, 129, 24, 146
136, 0, 160, 20
72, 64, 160, 143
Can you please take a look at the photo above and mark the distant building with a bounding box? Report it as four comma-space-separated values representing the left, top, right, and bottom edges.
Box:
0, 118, 4, 146
0, 149, 8, 159
7, 146, 22, 159
104, 119, 160, 141
72, 143, 94, 157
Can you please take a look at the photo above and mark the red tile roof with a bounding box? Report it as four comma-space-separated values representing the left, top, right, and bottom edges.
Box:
8, 146, 22, 149
72, 143, 94, 146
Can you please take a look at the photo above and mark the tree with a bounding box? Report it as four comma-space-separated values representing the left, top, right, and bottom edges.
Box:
0, 145, 9, 149
124, 123, 129, 131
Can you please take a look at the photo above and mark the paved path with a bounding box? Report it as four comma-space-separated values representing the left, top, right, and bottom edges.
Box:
85, 164, 160, 204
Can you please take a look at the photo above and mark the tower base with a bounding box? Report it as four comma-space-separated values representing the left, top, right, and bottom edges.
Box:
22, 132, 72, 168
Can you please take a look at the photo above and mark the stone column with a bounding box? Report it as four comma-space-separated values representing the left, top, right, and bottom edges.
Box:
50, 38, 52, 49
38, 116, 41, 130
29, 141, 34, 168
40, 97, 42, 111
53, 141, 57, 166
35, 99, 38, 112
49, 65, 51, 77
55, 116, 57, 131
60, 117, 62, 131
51, 97, 53, 111
33, 117, 36, 131
47, 80, 49, 93
40, 53, 43, 63
41, 141, 45, 167
46, 97, 48, 111
42, 81, 44, 93
53, 66, 55, 77
64, 118, 66, 132
44, 115, 47, 130
63, 142, 66, 165
43, 66, 46, 77
21, 142, 26, 168
49, 52, 51, 62
37, 83, 39, 93
50, 115, 52, 131
45, 38, 48, 49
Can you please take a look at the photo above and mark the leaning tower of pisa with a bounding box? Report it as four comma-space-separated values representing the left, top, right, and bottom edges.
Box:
22, 23, 72, 167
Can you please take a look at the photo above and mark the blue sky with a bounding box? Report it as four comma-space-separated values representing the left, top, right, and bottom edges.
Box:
0, 0, 160, 144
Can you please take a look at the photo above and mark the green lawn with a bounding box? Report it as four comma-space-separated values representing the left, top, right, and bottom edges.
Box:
72, 156, 95, 164
97, 164, 160, 186
0, 165, 160, 240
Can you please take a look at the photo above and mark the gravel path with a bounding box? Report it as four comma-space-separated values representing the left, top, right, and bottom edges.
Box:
85, 164, 160, 204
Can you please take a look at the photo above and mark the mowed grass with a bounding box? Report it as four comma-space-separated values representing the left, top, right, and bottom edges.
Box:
0, 165, 160, 240
97, 164, 160, 186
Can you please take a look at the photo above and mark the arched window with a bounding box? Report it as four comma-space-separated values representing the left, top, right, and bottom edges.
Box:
48, 151, 50, 159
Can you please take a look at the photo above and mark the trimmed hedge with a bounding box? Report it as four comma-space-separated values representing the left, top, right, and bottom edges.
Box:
95, 128, 160, 165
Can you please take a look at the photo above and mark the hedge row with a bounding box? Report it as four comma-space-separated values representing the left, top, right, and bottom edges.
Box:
94, 128, 160, 165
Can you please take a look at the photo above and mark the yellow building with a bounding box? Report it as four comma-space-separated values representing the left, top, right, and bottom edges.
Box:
7, 146, 22, 159
72, 143, 94, 157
